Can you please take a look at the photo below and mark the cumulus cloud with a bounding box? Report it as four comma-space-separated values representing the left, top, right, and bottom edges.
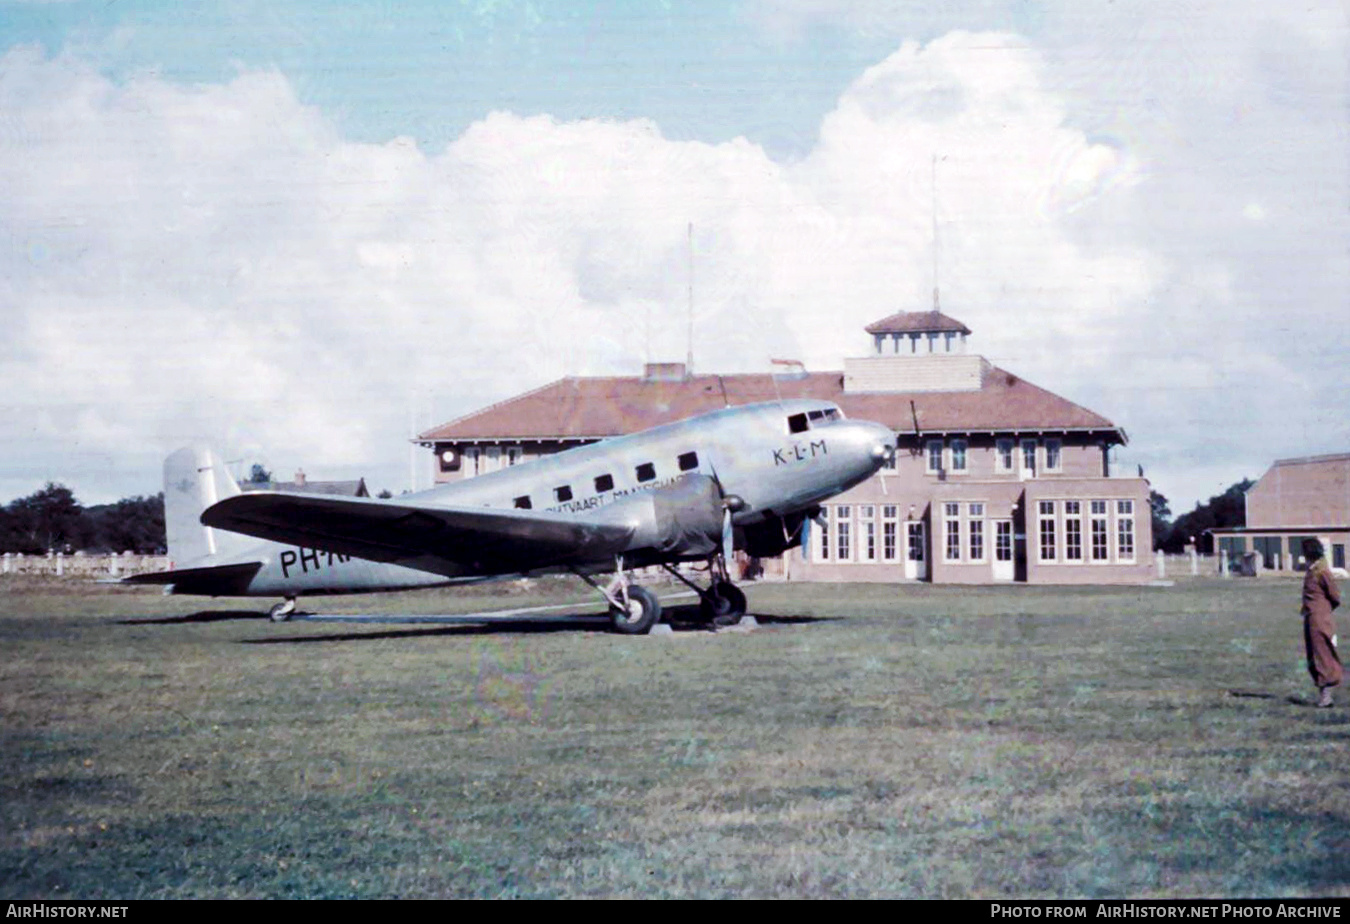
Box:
1, 13, 1346, 509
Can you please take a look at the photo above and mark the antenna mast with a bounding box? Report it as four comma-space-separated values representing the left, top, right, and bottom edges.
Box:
686, 221, 694, 374
932, 153, 940, 311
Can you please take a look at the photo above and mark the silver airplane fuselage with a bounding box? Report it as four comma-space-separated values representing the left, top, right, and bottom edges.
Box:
150, 399, 893, 598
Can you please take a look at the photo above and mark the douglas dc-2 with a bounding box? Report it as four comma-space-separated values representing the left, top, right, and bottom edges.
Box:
126, 400, 894, 633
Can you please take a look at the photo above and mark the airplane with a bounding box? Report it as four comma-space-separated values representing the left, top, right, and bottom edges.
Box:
126, 399, 895, 634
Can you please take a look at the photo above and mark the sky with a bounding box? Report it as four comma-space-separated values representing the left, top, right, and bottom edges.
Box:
0, 0, 1346, 514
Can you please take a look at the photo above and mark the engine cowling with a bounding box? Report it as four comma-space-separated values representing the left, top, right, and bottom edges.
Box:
594, 474, 724, 559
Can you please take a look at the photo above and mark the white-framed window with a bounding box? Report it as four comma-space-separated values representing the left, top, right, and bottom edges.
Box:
817, 507, 830, 561
881, 439, 897, 471
1021, 439, 1038, 477
996, 439, 1014, 473
1038, 500, 1056, 561
836, 505, 852, 561
485, 446, 502, 473
860, 506, 876, 562
1090, 500, 1109, 561
1117, 500, 1136, 561
882, 505, 899, 561
944, 502, 961, 562
1045, 439, 1062, 472
969, 518, 985, 562
1064, 500, 1082, 561
506, 446, 523, 467
463, 447, 480, 478
950, 439, 968, 473
926, 440, 944, 474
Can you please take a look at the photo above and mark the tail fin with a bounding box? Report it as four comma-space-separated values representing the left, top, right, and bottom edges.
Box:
163, 446, 256, 565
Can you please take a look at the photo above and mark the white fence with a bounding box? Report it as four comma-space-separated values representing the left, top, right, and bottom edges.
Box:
1, 551, 170, 577
1152, 551, 1220, 579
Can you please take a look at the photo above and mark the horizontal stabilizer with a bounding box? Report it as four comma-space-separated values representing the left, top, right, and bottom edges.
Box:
122, 561, 264, 596
201, 492, 636, 577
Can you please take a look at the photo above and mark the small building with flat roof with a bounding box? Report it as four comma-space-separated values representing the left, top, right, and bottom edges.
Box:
1210, 454, 1350, 572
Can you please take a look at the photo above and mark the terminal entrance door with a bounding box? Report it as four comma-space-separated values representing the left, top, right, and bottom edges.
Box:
905, 521, 928, 580
992, 519, 1015, 581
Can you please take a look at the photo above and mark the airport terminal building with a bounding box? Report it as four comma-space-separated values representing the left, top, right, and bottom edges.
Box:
1210, 454, 1350, 573
417, 312, 1153, 584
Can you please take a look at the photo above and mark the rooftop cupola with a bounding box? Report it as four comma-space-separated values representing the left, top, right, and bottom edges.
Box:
846, 311, 983, 394
864, 310, 971, 356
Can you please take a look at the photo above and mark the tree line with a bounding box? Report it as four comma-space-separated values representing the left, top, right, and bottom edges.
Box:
1150, 479, 1253, 554
0, 484, 165, 555
1, 475, 1251, 557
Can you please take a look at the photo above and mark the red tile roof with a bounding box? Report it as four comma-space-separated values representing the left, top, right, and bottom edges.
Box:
865, 310, 971, 335
418, 366, 1123, 443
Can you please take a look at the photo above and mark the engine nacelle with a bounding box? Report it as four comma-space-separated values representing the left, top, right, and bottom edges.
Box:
594, 474, 724, 558
738, 509, 815, 558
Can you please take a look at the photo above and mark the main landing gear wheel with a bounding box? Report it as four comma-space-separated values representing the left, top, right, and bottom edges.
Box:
609, 585, 661, 635
269, 597, 297, 623
701, 580, 747, 626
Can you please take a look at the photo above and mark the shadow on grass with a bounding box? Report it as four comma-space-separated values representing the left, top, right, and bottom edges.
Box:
237, 607, 827, 644
241, 619, 614, 644
748, 612, 838, 625
119, 610, 267, 625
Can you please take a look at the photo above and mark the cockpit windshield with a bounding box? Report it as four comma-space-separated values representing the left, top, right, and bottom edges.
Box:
787, 407, 844, 434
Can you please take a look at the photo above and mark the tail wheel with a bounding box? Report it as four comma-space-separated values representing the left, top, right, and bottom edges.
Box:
609, 585, 661, 635
701, 581, 747, 625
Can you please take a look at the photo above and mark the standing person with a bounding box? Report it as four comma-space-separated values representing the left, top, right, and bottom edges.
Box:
1301, 538, 1342, 707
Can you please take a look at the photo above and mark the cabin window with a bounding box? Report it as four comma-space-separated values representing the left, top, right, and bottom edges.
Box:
678, 451, 698, 472
554, 485, 573, 502
787, 413, 809, 434
513, 495, 532, 510
636, 462, 656, 483
594, 473, 614, 493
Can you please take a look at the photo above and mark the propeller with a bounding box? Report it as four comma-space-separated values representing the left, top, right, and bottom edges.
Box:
707, 461, 741, 567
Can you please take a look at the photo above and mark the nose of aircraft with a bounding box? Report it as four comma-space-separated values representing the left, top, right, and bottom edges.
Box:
862, 421, 896, 468
837, 419, 896, 474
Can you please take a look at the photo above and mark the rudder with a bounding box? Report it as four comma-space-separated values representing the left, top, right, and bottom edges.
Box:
163, 446, 254, 565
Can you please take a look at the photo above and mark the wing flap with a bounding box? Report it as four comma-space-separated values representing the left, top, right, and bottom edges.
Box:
201, 492, 635, 576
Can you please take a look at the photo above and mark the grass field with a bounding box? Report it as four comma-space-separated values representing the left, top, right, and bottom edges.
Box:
2, 573, 1348, 899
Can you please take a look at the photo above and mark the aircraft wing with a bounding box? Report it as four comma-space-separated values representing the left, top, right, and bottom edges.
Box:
200, 492, 636, 578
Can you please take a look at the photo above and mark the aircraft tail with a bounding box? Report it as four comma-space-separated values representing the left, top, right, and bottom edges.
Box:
163, 445, 257, 566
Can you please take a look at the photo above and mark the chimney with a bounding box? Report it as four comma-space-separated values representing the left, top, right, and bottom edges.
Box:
643, 362, 687, 383
294, 469, 307, 486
